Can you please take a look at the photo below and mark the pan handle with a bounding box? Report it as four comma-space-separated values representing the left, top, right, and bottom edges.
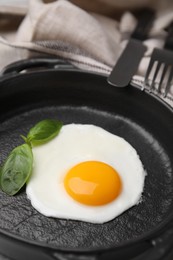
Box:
1, 58, 75, 75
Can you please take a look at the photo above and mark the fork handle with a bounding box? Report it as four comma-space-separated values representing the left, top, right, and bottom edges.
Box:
164, 21, 173, 51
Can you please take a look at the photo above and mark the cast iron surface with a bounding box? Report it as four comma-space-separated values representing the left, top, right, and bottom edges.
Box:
0, 60, 173, 259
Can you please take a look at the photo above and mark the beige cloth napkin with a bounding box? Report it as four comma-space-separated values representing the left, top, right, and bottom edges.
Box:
0, 0, 173, 104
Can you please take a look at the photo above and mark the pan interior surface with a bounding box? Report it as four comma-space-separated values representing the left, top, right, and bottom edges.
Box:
0, 70, 173, 251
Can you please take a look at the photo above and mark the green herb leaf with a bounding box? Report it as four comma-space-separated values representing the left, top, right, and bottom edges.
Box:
26, 119, 62, 146
0, 144, 33, 196
20, 135, 29, 144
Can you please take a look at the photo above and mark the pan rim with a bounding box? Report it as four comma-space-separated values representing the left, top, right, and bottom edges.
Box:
0, 209, 173, 254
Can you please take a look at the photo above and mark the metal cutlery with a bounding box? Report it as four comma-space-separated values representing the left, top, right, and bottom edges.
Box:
144, 21, 173, 97
108, 8, 155, 88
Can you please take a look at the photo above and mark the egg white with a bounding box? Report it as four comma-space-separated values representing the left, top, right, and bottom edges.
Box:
26, 124, 146, 224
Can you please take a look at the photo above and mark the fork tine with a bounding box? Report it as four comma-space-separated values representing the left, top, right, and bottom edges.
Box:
150, 61, 162, 91
164, 66, 173, 97
143, 58, 155, 90
157, 64, 169, 94
144, 20, 173, 97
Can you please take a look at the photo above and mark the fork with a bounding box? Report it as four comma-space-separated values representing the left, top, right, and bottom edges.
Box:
144, 21, 173, 97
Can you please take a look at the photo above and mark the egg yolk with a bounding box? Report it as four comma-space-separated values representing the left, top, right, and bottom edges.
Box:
64, 161, 122, 206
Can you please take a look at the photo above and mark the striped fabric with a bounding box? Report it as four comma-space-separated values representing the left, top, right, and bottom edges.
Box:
0, 0, 173, 105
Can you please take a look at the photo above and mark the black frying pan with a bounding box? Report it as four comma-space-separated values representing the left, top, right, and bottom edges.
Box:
0, 58, 173, 260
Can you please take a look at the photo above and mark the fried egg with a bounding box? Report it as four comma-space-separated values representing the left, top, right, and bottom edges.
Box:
26, 124, 146, 224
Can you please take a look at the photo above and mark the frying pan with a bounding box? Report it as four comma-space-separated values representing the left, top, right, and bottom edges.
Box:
0, 58, 173, 260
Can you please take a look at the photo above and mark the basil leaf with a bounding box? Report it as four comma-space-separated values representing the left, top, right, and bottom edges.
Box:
20, 135, 29, 144
27, 119, 62, 145
0, 144, 33, 196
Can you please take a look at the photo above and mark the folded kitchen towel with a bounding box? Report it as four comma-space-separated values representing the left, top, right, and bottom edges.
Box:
0, 0, 173, 104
